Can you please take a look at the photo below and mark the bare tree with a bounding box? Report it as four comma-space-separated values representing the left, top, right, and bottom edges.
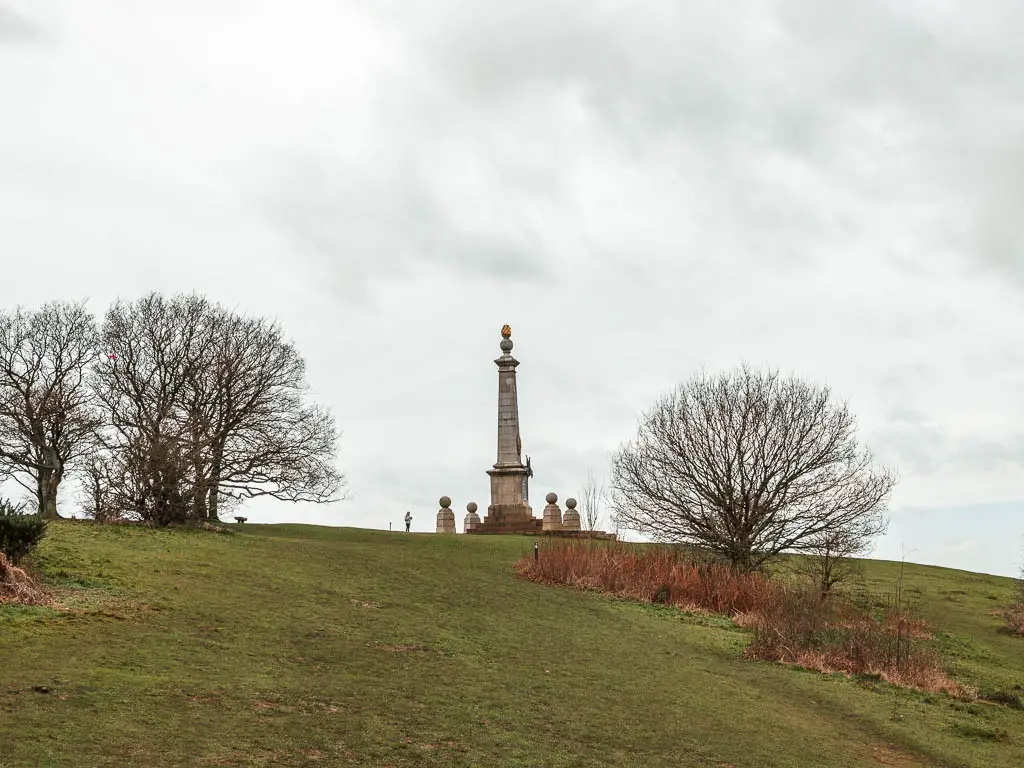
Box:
78, 453, 123, 523
793, 510, 886, 598
580, 470, 606, 531
90, 293, 215, 525
90, 293, 345, 525
0, 301, 102, 520
611, 365, 896, 572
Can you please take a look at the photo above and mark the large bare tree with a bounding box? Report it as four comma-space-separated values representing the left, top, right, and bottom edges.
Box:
611, 365, 895, 572
90, 293, 345, 525
90, 293, 215, 524
0, 301, 102, 520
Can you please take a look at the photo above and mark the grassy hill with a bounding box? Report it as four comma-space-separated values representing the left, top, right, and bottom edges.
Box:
1, 522, 1021, 768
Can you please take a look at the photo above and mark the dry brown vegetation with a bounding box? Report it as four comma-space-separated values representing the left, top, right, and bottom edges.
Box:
0, 552, 50, 605
516, 540, 973, 697
1004, 607, 1024, 636
1003, 580, 1024, 636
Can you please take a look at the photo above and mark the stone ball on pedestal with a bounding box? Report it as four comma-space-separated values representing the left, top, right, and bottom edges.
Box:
464, 501, 482, 533
542, 492, 562, 531
439, 496, 451, 509
561, 497, 581, 531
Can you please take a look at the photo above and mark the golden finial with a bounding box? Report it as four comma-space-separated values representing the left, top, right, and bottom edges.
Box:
501, 324, 512, 338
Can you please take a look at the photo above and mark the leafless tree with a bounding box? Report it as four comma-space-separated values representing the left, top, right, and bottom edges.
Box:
0, 301, 103, 520
793, 510, 887, 597
580, 470, 606, 531
610, 365, 896, 572
89, 293, 214, 525
90, 293, 345, 525
77, 453, 123, 523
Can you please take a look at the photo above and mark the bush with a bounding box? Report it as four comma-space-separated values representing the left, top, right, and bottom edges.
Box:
1003, 605, 1024, 637
0, 498, 48, 564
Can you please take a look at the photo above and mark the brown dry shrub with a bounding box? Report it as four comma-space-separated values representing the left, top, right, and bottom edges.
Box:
0, 552, 51, 605
517, 540, 968, 697
516, 539, 775, 614
1003, 604, 1024, 636
745, 586, 968, 696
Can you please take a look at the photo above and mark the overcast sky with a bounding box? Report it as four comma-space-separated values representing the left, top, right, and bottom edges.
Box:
2, 0, 1022, 577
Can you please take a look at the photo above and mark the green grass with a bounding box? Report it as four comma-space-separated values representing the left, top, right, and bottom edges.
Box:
0, 522, 1021, 767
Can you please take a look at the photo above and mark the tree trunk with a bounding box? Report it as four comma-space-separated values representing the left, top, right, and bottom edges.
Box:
37, 468, 60, 520
37, 448, 63, 520
191, 463, 209, 520
207, 448, 223, 522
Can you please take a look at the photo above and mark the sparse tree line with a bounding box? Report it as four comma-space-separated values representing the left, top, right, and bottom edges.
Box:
0, 294, 344, 528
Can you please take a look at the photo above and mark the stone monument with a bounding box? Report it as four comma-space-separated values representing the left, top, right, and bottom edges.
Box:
562, 497, 581, 531
464, 501, 481, 532
542, 492, 563, 532
436, 496, 456, 534
479, 325, 541, 533
461, 325, 616, 539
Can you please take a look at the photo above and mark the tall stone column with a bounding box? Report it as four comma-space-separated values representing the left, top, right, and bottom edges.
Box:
484, 325, 533, 526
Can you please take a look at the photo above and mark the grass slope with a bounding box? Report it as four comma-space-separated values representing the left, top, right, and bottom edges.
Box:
1, 522, 1021, 768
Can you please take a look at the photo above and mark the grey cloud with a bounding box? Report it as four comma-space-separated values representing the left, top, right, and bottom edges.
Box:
874, 405, 1024, 476
375, 0, 1024, 281
0, 5, 45, 42
255, 151, 554, 297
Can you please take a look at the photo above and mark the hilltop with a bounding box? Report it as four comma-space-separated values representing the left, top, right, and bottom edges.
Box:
0, 522, 1021, 767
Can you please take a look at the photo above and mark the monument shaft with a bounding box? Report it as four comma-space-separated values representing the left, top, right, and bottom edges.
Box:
484, 325, 533, 527
495, 353, 522, 467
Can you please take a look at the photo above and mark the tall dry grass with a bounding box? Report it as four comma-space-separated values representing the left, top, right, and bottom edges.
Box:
515, 539, 774, 613
516, 540, 971, 697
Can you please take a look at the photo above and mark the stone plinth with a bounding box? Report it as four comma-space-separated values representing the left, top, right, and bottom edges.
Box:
484, 466, 534, 526
464, 501, 481, 532
436, 496, 456, 534
561, 497, 581, 531
469, 517, 544, 535
542, 492, 562, 532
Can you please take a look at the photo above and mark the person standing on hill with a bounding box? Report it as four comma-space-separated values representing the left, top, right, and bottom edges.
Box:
404, 510, 412, 532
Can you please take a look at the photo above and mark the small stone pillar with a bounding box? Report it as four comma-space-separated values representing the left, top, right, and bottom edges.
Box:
436, 496, 456, 534
542, 492, 562, 532
464, 501, 481, 532
562, 497, 581, 531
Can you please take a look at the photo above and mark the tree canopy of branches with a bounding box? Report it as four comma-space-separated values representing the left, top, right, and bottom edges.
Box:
90, 293, 345, 526
0, 301, 102, 520
611, 365, 895, 572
